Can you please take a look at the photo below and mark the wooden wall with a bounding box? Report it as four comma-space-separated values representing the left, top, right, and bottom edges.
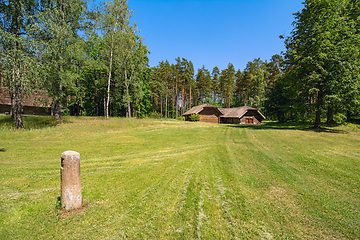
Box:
243, 110, 263, 124
240, 117, 260, 124
0, 87, 51, 115
0, 104, 51, 115
199, 108, 220, 123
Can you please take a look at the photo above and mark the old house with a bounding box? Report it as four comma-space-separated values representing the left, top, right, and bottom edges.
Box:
0, 87, 52, 115
182, 103, 265, 124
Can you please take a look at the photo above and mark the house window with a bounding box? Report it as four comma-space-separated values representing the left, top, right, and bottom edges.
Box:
245, 118, 253, 124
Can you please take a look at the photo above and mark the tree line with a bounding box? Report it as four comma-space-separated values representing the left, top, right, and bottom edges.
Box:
150, 0, 360, 129
0, 0, 149, 128
149, 56, 284, 119
1, 0, 359, 129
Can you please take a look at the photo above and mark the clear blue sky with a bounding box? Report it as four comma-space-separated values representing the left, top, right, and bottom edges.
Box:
94, 0, 305, 72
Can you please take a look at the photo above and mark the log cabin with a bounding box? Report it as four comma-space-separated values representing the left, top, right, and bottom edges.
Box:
182, 103, 266, 124
0, 87, 51, 115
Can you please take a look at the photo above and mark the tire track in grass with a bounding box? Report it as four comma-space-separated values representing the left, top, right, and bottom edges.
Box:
213, 127, 271, 238
214, 174, 237, 238
124, 155, 193, 239
173, 157, 209, 238
173, 165, 196, 237
196, 187, 205, 239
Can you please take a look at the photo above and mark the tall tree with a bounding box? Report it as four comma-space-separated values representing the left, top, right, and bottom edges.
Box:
286, 0, 360, 128
211, 66, 220, 103
219, 63, 236, 108
0, 0, 40, 128
37, 0, 87, 120
97, 0, 132, 119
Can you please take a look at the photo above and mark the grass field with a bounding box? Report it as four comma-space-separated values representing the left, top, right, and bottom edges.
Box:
0, 115, 359, 239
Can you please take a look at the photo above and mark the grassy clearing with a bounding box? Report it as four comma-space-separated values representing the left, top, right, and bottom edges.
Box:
0, 115, 359, 239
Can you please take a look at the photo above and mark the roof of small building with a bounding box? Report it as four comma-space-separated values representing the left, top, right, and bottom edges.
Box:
182, 103, 220, 116
183, 103, 266, 120
0, 87, 51, 108
220, 106, 266, 119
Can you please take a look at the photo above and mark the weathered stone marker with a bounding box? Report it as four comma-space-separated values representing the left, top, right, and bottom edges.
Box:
61, 151, 82, 210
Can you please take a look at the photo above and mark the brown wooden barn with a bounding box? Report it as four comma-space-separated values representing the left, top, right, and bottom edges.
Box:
0, 87, 51, 115
182, 103, 265, 124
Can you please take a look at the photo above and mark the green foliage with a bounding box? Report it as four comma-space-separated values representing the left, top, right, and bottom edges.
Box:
189, 113, 200, 121
284, 0, 360, 128
204, 97, 222, 108
148, 112, 162, 119
333, 113, 347, 124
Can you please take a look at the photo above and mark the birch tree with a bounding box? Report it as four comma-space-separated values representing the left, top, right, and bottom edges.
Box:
97, 0, 132, 119
0, 0, 40, 128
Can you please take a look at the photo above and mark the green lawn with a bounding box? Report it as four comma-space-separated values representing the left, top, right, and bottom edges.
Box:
0, 115, 359, 239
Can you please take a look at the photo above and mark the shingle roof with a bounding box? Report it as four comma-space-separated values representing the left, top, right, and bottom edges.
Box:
221, 106, 265, 119
183, 104, 265, 120
0, 87, 51, 107
182, 103, 219, 116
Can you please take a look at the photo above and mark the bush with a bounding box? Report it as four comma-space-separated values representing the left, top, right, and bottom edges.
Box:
334, 113, 347, 124
177, 116, 185, 121
189, 114, 200, 121
148, 112, 162, 119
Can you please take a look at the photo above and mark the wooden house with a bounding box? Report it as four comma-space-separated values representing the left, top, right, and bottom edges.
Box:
0, 87, 52, 115
182, 103, 222, 123
182, 103, 265, 124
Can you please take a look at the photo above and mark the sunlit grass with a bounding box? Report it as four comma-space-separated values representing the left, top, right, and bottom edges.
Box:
0, 115, 359, 239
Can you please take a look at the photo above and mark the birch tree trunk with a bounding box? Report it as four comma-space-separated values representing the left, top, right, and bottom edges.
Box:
175, 76, 178, 119
14, 69, 23, 128
165, 89, 168, 118
106, 39, 114, 120
125, 69, 131, 118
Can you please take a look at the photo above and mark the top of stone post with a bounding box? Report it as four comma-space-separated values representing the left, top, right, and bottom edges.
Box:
61, 151, 80, 159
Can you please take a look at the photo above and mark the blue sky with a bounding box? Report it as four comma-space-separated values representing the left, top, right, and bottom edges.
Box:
94, 0, 304, 72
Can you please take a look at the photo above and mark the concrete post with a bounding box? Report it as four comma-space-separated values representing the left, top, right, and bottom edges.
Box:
61, 151, 82, 210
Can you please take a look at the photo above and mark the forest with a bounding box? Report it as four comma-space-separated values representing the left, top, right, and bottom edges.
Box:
1, 0, 359, 129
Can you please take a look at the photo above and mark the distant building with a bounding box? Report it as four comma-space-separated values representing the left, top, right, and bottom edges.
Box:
0, 87, 51, 115
182, 103, 266, 124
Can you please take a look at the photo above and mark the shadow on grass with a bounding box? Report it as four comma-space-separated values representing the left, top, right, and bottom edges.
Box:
227, 121, 348, 134
349, 118, 360, 125
0, 115, 72, 130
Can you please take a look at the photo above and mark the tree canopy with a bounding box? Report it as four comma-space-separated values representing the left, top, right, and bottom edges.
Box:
1, 0, 359, 128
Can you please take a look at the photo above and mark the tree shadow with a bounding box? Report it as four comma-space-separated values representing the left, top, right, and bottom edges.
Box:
0, 115, 71, 130
349, 118, 360, 125
227, 121, 348, 134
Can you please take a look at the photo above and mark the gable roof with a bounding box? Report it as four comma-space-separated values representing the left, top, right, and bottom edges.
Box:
220, 106, 266, 119
182, 103, 221, 116
183, 104, 266, 120
0, 87, 51, 108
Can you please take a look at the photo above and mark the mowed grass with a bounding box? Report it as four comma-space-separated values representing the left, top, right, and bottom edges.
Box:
0, 115, 359, 239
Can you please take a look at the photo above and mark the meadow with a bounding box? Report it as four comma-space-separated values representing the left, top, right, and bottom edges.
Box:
0, 115, 359, 239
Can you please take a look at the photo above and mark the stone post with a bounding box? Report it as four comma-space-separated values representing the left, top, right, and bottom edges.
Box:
61, 151, 82, 210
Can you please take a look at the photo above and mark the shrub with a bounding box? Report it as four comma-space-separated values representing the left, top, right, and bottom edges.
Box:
189, 113, 200, 121
148, 112, 162, 119
334, 113, 347, 124
177, 116, 185, 121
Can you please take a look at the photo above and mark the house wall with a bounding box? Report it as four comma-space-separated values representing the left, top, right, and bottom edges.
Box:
199, 108, 220, 123
220, 117, 240, 124
240, 110, 263, 124
0, 104, 11, 113
0, 104, 51, 115
0, 88, 51, 115
240, 116, 261, 124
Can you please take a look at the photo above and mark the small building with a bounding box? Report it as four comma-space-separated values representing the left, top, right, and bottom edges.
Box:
0, 87, 51, 115
182, 103, 265, 124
